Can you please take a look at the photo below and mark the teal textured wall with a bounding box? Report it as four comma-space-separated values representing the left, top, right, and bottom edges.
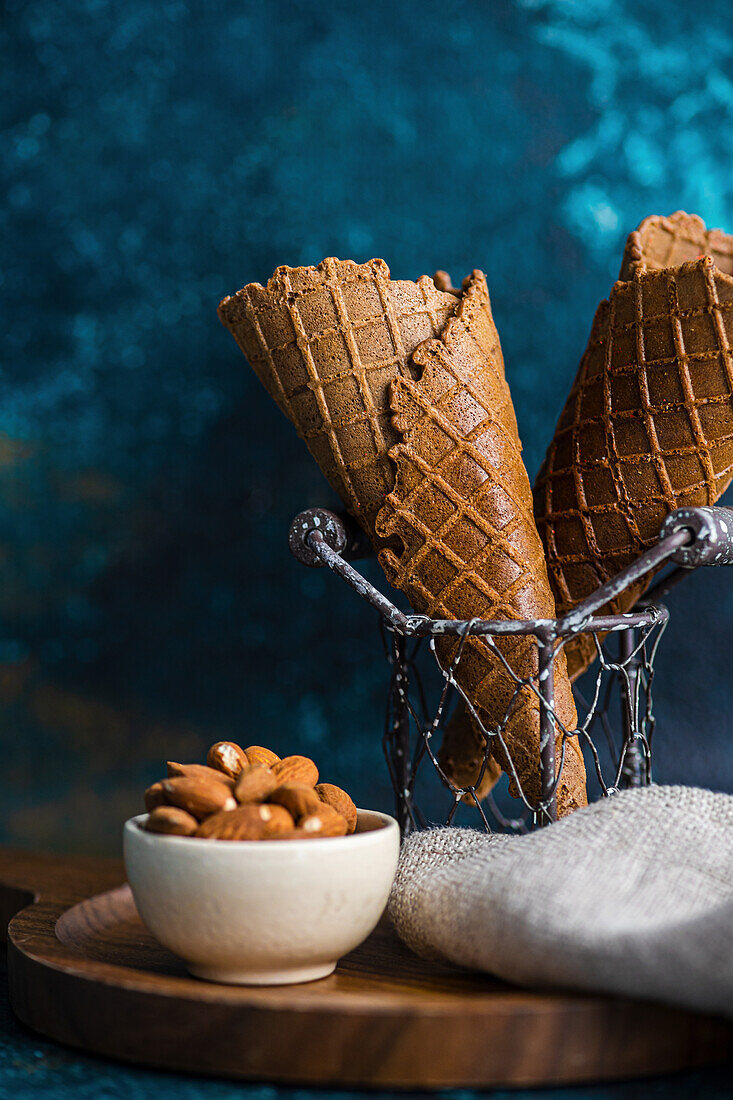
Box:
2, 0, 733, 853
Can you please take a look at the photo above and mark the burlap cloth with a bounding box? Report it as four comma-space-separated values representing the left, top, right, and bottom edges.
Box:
389, 786, 733, 1017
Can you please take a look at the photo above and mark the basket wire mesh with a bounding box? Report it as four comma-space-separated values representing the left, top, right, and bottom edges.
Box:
289, 503, 733, 834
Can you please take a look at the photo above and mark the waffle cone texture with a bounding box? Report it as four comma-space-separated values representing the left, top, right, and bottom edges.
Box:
534, 212, 733, 679
374, 273, 585, 815
220, 260, 587, 817
218, 257, 459, 534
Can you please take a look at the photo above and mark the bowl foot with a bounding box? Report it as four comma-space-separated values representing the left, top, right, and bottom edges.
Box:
187, 961, 337, 985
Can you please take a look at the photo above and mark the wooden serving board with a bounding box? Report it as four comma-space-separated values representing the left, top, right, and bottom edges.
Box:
1, 848, 731, 1089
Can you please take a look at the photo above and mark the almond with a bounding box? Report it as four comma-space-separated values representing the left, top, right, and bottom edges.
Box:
244, 745, 280, 768
258, 803, 295, 837
315, 783, 358, 834
167, 762, 235, 788
162, 776, 236, 820
206, 741, 248, 779
300, 804, 348, 837
269, 782, 321, 820
234, 765, 279, 804
146, 806, 198, 836
195, 802, 294, 840
144, 781, 167, 812
196, 804, 268, 840
271, 755, 319, 787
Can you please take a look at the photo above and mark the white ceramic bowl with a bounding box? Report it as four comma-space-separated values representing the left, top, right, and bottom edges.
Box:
123, 809, 400, 985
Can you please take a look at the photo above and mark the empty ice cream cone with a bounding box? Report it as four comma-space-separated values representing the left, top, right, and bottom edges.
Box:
534, 212, 733, 679
220, 260, 586, 816
376, 272, 585, 815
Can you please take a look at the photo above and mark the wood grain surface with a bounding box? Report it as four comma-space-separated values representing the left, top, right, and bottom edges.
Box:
0, 847, 730, 1089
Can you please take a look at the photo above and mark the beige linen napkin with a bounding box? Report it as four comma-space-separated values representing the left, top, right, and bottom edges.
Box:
389, 785, 733, 1017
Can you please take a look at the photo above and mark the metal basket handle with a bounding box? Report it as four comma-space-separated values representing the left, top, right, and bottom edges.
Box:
660, 505, 733, 567
289, 504, 733, 633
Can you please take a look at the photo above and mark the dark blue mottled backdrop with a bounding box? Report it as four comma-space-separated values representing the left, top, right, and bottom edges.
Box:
2, 0, 733, 855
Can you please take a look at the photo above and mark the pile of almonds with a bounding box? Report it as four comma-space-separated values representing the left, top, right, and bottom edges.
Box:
143, 742, 358, 840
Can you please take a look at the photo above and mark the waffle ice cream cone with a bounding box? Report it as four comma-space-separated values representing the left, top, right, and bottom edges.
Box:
218, 258, 459, 533
620, 210, 733, 280
220, 260, 586, 816
535, 212, 733, 679
375, 272, 585, 815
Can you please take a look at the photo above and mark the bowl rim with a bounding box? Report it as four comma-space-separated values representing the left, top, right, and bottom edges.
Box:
124, 808, 399, 850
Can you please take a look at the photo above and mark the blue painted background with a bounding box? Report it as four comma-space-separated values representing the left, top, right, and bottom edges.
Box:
3, 0, 733, 854
1, 2, 730, 827
3, 2, 733, 1097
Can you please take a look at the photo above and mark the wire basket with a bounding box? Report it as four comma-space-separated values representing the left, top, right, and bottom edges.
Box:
289, 504, 733, 834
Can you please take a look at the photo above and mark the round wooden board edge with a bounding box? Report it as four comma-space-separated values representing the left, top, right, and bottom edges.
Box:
2, 852, 732, 1089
